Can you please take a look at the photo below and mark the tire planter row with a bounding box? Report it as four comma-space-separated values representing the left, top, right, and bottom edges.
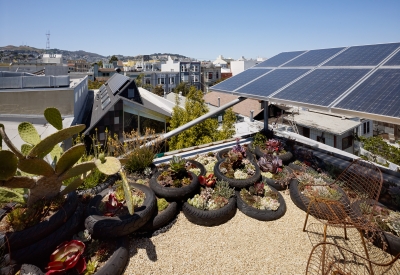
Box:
18, 236, 129, 275
137, 201, 179, 233
77, 174, 120, 197
289, 179, 350, 221
236, 186, 287, 221
216, 148, 255, 162
263, 166, 294, 191
186, 159, 207, 176
85, 183, 157, 238
254, 146, 293, 165
0, 191, 78, 253
149, 171, 200, 202
214, 158, 261, 189
182, 197, 237, 227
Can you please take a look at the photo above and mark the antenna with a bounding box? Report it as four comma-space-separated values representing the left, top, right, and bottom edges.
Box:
46, 31, 50, 51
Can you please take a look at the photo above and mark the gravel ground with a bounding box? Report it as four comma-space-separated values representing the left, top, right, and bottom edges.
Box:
125, 191, 318, 275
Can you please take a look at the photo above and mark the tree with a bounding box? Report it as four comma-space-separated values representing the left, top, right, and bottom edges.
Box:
173, 81, 190, 96
88, 79, 104, 89
153, 85, 165, 97
97, 60, 103, 68
135, 73, 144, 87
109, 55, 118, 63
168, 86, 236, 150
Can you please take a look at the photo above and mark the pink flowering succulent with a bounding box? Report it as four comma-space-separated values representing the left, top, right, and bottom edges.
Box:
45, 240, 86, 275
264, 139, 284, 154
105, 192, 123, 216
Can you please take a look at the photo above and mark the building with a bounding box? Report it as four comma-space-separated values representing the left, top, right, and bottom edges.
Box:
68, 59, 91, 73
200, 62, 221, 93
162, 56, 201, 91
230, 56, 265, 76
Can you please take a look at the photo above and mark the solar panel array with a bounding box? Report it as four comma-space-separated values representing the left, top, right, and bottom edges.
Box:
108, 74, 130, 95
210, 42, 400, 121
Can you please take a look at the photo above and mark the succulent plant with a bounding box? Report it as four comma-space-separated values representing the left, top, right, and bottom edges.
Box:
169, 155, 187, 176
0, 108, 121, 207
257, 154, 282, 173
264, 139, 284, 154
231, 138, 247, 158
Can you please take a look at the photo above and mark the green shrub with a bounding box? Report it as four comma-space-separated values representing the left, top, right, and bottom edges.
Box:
125, 146, 156, 173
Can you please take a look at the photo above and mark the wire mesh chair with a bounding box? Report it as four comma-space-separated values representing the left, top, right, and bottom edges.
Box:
305, 242, 400, 275
297, 159, 384, 260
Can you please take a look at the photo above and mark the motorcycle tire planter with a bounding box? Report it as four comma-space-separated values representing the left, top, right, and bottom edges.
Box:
289, 179, 350, 220
84, 183, 157, 239
214, 159, 261, 189
216, 148, 254, 162
149, 171, 200, 202
236, 186, 286, 221
0, 191, 78, 253
4, 204, 84, 267
17, 236, 130, 275
254, 146, 293, 164
263, 167, 294, 191
136, 201, 179, 233
182, 197, 237, 226
186, 159, 207, 177
351, 199, 400, 257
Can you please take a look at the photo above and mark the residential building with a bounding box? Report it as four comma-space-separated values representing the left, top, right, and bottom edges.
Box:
230, 56, 265, 76
68, 59, 91, 72
162, 56, 201, 91
200, 62, 221, 93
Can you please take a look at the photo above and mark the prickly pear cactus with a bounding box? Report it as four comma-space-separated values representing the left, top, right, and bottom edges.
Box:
119, 170, 134, 215
44, 107, 63, 130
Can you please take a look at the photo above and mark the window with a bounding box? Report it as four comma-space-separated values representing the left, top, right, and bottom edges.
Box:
317, 136, 325, 144
128, 89, 134, 98
216, 72, 219, 79
192, 65, 198, 72
208, 72, 213, 80
140, 116, 165, 134
181, 75, 188, 82
181, 65, 187, 72
342, 136, 353, 150
363, 121, 370, 134
169, 77, 175, 84
191, 75, 199, 82
158, 78, 165, 85
145, 78, 151, 85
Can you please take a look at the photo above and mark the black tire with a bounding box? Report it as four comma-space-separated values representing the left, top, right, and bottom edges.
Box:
289, 179, 349, 220
136, 201, 179, 232
182, 197, 237, 226
85, 184, 157, 238
186, 159, 206, 176
94, 236, 129, 275
8, 204, 84, 266
77, 174, 120, 197
214, 159, 261, 189
262, 167, 293, 191
236, 186, 286, 221
216, 148, 254, 162
255, 146, 293, 164
1, 191, 78, 252
149, 171, 200, 202
19, 264, 44, 275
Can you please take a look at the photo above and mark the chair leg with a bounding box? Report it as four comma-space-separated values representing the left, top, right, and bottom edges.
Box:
358, 229, 374, 275
303, 211, 310, 232
343, 224, 348, 240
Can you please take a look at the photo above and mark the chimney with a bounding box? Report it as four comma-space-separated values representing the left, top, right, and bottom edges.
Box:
250, 110, 254, 122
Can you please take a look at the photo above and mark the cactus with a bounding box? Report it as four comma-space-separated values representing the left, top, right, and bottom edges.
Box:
119, 170, 134, 215
0, 107, 121, 207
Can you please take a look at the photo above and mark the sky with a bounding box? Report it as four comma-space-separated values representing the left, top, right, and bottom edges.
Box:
1, 0, 400, 61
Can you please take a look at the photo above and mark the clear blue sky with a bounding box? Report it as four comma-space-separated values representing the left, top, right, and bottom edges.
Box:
1, 0, 399, 60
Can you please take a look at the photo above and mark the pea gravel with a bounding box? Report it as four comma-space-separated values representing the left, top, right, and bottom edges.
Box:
126, 191, 318, 275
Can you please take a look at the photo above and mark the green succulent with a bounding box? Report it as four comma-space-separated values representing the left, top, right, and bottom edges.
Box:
169, 156, 186, 174
0, 108, 121, 207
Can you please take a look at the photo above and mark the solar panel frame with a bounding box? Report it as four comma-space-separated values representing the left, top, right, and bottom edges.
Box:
323, 43, 400, 66
254, 51, 306, 67
271, 68, 371, 107
210, 69, 271, 92
383, 50, 400, 66
101, 97, 111, 110
333, 69, 400, 117
235, 69, 310, 97
282, 47, 345, 67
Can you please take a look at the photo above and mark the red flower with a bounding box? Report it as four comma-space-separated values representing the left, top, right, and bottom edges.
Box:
46, 240, 86, 275
198, 174, 216, 187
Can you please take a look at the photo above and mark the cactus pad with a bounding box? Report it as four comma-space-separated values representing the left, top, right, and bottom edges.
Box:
18, 158, 54, 177
28, 124, 86, 158
50, 145, 63, 164
119, 170, 134, 215
94, 157, 121, 175
21, 144, 34, 156
18, 122, 41, 145
55, 144, 86, 176
59, 161, 96, 181
44, 107, 63, 130
60, 176, 83, 195
0, 150, 18, 181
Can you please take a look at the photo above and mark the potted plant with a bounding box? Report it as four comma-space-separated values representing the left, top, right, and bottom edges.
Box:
149, 156, 199, 201
254, 138, 293, 164
236, 181, 286, 221
258, 154, 293, 191
214, 145, 261, 189
216, 138, 254, 162
183, 178, 237, 226
0, 108, 121, 266
192, 152, 218, 174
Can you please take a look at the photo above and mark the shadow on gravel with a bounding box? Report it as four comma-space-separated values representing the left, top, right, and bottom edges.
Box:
129, 237, 157, 261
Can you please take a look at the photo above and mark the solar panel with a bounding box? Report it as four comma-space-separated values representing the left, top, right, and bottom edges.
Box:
334, 69, 400, 117
272, 69, 370, 106
101, 94, 110, 104
282, 47, 345, 67
101, 97, 111, 110
255, 51, 306, 67
108, 74, 130, 95
235, 69, 310, 97
383, 50, 400, 66
323, 43, 400, 66
211, 69, 270, 92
